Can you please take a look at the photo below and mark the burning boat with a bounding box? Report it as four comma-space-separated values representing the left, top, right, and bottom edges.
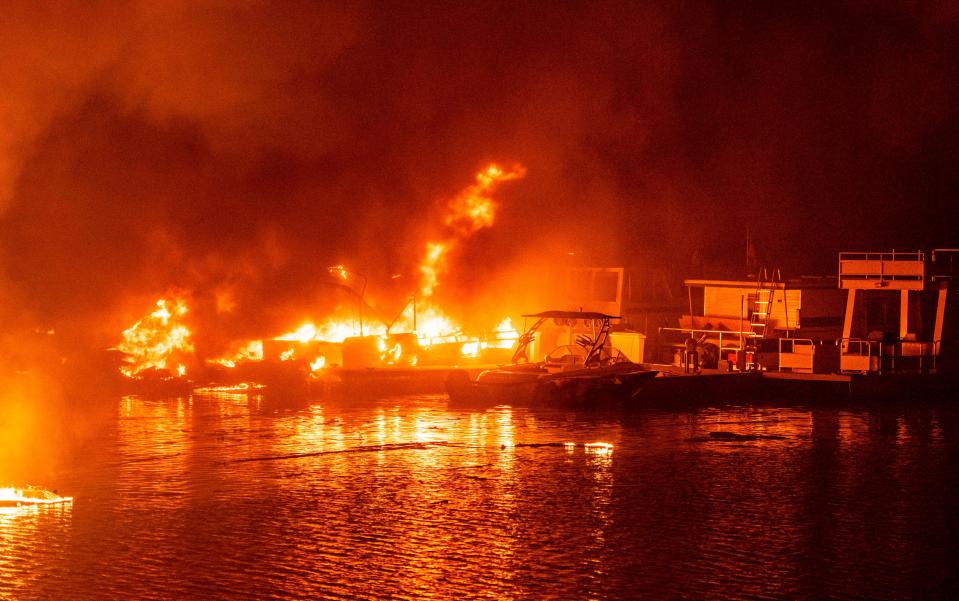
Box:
109, 164, 527, 395
445, 311, 658, 408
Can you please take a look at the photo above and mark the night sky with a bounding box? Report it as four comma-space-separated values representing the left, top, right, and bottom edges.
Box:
1, 1, 957, 349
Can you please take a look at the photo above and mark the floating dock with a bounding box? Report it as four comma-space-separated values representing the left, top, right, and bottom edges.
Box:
639, 364, 959, 405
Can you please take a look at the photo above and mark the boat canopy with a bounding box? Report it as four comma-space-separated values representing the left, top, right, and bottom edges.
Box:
512, 309, 620, 365
521, 310, 621, 320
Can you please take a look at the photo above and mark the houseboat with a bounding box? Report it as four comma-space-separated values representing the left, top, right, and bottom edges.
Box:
647, 250, 959, 403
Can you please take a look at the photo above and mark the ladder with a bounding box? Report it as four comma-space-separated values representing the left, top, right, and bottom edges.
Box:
745, 268, 781, 370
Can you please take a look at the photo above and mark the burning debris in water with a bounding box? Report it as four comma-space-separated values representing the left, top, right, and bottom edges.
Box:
0, 486, 72, 508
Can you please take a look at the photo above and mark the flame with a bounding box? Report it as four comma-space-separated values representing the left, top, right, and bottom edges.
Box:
375, 336, 399, 363
310, 356, 326, 371
239, 165, 526, 368
408, 164, 524, 348
444, 164, 526, 235
419, 242, 447, 299
490, 317, 519, 348
418, 164, 525, 299
408, 304, 462, 347
210, 340, 264, 368
275, 318, 372, 344
459, 317, 519, 357
114, 297, 194, 378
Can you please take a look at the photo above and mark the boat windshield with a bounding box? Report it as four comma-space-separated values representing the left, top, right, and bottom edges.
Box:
544, 345, 587, 367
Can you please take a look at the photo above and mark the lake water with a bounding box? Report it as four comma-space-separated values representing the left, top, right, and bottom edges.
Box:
2, 391, 958, 599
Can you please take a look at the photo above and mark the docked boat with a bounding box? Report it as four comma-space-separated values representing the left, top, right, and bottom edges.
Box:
640, 249, 959, 404
445, 310, 658, 408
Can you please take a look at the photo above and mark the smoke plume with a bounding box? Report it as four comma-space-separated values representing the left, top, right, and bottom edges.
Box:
0, 1, 956, 357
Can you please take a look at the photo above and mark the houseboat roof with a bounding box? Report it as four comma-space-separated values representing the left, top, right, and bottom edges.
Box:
683, 276, 838, 290
522, 310, 621, 320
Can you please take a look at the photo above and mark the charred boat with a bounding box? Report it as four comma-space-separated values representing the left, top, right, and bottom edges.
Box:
445, 311, 657, 408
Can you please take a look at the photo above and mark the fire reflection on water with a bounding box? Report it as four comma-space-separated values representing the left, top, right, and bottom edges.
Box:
0, 503, 72, 596
113, 395, 195, 531
2, 395, 957, 599
585, 441, 614, 580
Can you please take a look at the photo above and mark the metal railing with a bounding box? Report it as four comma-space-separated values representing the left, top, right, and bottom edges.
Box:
755, 338, 815, 372
658, 327, 752, 353
839, 338, 876, 356
839, 251, 924, 287
838, 337, 939, 373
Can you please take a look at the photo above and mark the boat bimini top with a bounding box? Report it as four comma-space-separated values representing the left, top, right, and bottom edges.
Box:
513, 311, 621, 365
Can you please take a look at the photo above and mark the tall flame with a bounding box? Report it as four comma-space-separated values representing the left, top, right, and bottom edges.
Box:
119, 163, 526, 380
419, 164, 525, 298
114, 298, 194, 378
239, 165, 526, 368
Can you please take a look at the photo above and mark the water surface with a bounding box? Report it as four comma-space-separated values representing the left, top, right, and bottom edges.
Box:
2, 392, 958, 599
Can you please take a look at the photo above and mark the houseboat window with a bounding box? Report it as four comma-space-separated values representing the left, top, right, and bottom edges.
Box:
565, 268, 622, 306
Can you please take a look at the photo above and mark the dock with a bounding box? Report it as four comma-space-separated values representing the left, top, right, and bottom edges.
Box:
640, 364, 959, 405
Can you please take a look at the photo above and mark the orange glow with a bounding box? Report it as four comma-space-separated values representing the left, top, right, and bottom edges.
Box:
214, 289, 237, 314
329, 264, 349, 280
114, 297, 193, 378
309, 356, 327, 371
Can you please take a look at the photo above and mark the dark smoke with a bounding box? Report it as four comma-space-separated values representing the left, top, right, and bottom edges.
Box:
0, 1, 957, 356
